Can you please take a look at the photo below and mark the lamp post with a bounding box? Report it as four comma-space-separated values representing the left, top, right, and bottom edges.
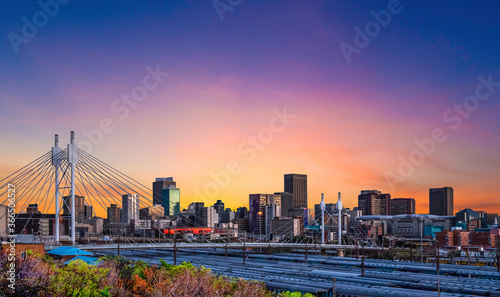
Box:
419, 216, 424, 262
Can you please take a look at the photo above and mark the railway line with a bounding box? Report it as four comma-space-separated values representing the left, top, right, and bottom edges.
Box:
95, 248, 500, 297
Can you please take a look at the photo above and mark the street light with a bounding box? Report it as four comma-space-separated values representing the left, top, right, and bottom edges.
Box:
419, 216, 424, 262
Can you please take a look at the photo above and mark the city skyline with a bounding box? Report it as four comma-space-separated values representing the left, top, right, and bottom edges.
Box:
1, 1, 500, 215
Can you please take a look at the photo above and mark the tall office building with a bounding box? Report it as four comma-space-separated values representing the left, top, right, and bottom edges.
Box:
63, 195, 88, 222
265, 203, 281, 235
236, 207, 248, 218
153, 177, 176, 205
357, 190, 391, 216
107, 204, 121, 223
202, 206, 219, 227
274, 192, 293, 217
249, 194, 272, 234
429, 187, 454, 216
213, 200, 225, 214
284, 174, 307, 209
187, 202, 205, 226
220, 208, 235, 223
391, 198, 416, 215
162, 186, 180, 216
122, 194, 140, 224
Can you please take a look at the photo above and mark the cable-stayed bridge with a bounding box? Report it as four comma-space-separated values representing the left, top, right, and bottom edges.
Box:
0, 132, 368, 252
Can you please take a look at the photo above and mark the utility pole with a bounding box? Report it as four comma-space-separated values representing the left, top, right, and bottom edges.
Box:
305, 241, 308, 263
355, 240, 359, 260
361, 243, 366, 277
174, 232, 177, 265
243, 238, 246, 265
436, 243, 440, 276
497, 235, 500, 273
419, 216, 424, 262
337, 192, 342, 245
361, 255, 365, 277
320, 193, 325, 244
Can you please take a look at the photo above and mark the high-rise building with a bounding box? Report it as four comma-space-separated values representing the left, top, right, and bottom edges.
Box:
63, 195, 87, 222
284, 174, 307, 209
236, 207, 248, 218
213, 200, 225, 214
220, 209, 235, 224
265, 203, 281, 235
391, 198, 415, 215
203, 206, 218, 227
273, 192, 293, 217
84, 204, 93, 219
249, 194, 272, 234
187, 202, 205, 226
153, 177, 176, 205
429, 187, 454, 216
107, 204, 121, 223
357, 190, 391, 216
162, 186, 180, 216
122, 194, 140, 224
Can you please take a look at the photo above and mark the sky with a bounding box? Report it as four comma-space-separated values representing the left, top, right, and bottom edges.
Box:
1, 1, 500, 216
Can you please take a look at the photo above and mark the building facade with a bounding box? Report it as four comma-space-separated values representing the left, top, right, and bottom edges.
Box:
107, 204, 121, 224
122, 194, 140, 224
358, 190, 391, 216
161, 186, 180, 216
429, 187, 454, 216
284, 174, 307, 209
249, 194, 272, 234
391, 198, 415, 215
152, 177, 176, 206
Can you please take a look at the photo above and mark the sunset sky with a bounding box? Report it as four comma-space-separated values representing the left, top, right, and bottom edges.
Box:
1, 1, 500, 215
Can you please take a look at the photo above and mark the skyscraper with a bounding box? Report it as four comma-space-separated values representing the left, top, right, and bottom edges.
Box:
265, 203, 281, 235
153, 177, 176, 205
202, 206, 219, 227
63, 195, 86, 222
187, 202, 205, 226
249, 194, 272, 234
429, 187, 454, 216
284, 174, 307, 209
274, 192, 293, 217
357, 190, 391, 216
213, 199, 225, 214
391, 198, 416, 215
122, 194, 140, 224
107, 204, 121, 223
162, 185, 180, 216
